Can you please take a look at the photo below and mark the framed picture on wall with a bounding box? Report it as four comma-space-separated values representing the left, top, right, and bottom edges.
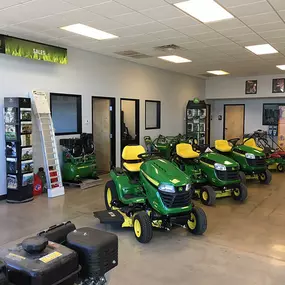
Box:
245, 80, 257, 94
272, 78, 285, 93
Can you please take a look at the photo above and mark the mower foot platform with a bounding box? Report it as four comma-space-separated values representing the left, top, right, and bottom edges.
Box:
94, 210, 124, 226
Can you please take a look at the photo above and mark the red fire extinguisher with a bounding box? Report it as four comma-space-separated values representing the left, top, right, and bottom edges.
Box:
33, 173, 43, 196
49, 166, 59, 188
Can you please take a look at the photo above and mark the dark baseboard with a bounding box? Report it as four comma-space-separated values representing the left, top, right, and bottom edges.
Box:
0, 195, 7, 201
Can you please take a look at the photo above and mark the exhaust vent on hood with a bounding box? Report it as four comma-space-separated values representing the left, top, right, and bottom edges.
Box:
115, 50, 152, 59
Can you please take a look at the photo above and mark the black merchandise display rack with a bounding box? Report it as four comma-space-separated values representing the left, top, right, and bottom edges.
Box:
4, 97, 34, 203
186, 100, 207, 145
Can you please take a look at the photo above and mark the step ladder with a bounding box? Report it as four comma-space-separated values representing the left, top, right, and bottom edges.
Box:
30, 90, 65, 198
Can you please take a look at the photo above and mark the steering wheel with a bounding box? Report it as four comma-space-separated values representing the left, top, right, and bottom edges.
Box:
138, 152, 160, 160
228, 138, 240, 146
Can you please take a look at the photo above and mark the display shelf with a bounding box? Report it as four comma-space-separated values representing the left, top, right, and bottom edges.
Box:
4, 97, 34, 203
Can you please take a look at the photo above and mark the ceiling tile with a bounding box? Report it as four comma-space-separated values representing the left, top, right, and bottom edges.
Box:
267, 36, 285, 43
63, 0, 111, 8
86, 1, 133, 18
180, 41, 209, 50
216, 0, 266, 8
132, 21, 168, 33
220, 26, 253, 37
228, 1, 274, 17
112, 12, 153, 26
251, 21, 285, 33
207, 18, 245, 31
87, 17, 126, 31
278, 10, 285, 22
106, 26, 144, 37
268, 0, 285, 11
160, 16, 200, 29
191, 31, 223, 41
140, 5, 185, 21
202, 37, 232, 47
0, 0, 32, 10
149, 29, 188, 40
240, 12, 281, 26
178, 25, 212, 36
259, 29, 285, 39
114, 0, 165, 11
227, 33, 265, 43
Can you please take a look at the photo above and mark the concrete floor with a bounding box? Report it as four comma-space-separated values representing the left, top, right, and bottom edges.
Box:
1, 174, 285, 284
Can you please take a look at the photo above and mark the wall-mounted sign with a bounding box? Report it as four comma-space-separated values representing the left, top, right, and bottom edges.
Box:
0, 35, 67, 64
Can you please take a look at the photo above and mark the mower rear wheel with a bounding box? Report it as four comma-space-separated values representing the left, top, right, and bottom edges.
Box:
277, 163, 285, 172
200, 186, 216, 206
232, 183, 248, 202
238, 171, 247, 185
258, 169, 272, 184
187, 207, 207, 235
104, 180, 119, 210
133, 211, 153, 243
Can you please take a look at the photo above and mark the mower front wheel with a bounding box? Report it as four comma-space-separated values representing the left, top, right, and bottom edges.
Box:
200, 186, 216, 206
232, 183, 248, 202
133, 211, 153, 243
238, 171, 247, 185
258, 169, 272, 184
104, 180, 119, 210
277, 163, 285, 172
187, 207, 207, 235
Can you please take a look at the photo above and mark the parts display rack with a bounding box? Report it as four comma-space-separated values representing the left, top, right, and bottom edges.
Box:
186, 100, 207, 145
4, 97, 34, 203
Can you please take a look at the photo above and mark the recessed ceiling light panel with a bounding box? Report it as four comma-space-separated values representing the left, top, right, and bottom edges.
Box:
158, 55, 192, 63
277, 65, 285, 70
174, 0, 234, 23
207, 70, 229, 75
60, 24, 118, 40
245, 44, 278, 55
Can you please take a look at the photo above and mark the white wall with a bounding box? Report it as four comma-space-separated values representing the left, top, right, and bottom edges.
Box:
206, 74, 285, 100
0, 47, 205, 196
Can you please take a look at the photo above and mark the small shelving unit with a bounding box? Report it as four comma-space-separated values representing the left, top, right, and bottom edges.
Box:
4, 97, 34, 203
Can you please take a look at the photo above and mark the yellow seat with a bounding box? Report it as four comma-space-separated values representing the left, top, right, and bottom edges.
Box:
176, 143, 199, 159
122, 145, 145, 172
243, 138, 263, 152
215, 140, 232, 152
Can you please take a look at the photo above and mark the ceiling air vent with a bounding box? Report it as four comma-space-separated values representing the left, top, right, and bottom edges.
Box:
155, 44, 182, 52
115, 50, 151, 59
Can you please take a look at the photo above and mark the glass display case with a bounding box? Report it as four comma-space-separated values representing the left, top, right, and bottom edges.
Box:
4, 97, 34, 203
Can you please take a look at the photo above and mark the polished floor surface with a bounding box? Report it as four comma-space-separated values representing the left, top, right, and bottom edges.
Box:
1, 173, 285, 284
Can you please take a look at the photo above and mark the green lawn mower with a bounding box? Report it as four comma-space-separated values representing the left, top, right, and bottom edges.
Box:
94, 145, 207, 243
215, 139, 272, 184
171, 143, 247, 206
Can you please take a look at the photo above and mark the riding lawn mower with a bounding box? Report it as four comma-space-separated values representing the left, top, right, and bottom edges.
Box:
94, 145, 207, 243
215, 138, 272, 184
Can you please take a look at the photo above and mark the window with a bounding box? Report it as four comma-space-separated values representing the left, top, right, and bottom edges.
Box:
263, 104, 285, 126
50, 93, 82, 135
145, 100, 161, 130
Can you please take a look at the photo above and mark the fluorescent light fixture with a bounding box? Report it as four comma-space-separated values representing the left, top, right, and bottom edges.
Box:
60, 24, 118, 40
158, 55, 192, 63
245, 44, 278, 55
174, 0, 234, 23
207, 70, 229, 75
277, 65, 285, 70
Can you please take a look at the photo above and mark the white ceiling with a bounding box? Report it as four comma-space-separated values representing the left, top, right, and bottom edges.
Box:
1, 0, 285, 77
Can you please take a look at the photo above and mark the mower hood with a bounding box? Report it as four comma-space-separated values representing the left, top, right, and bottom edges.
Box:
234, 145, 265, 157
141, 158, 189, 187
204, 152, 239, 168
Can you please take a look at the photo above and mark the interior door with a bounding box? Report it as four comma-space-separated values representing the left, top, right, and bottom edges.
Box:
224, 105, 245, 140
121, 99, 140, 152
92, 97, 115, 173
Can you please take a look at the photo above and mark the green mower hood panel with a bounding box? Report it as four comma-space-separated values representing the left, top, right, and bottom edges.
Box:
234, 145, 265, 156
141, 158, 189, 187
201, 152, 239, 167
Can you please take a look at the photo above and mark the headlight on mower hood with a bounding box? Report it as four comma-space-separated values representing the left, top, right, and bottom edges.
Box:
214, 163, 226, 171
185, 183, 191, 191
158, 183, 175, 193
245, 153, 255, 159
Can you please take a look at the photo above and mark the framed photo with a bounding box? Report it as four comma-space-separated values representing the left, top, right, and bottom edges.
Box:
272, 78, 285, 93
245, 80, 257, 94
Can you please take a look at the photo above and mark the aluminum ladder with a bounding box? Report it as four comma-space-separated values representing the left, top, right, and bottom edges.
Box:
30, 90, 65, 198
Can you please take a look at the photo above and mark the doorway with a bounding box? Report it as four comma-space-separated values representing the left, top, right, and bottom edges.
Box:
92, 97, 116, 174
223, 104, 245, 140
120, 98, 140, 152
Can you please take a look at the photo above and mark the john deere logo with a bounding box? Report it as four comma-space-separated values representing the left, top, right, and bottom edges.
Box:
179, 187, 183, 192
